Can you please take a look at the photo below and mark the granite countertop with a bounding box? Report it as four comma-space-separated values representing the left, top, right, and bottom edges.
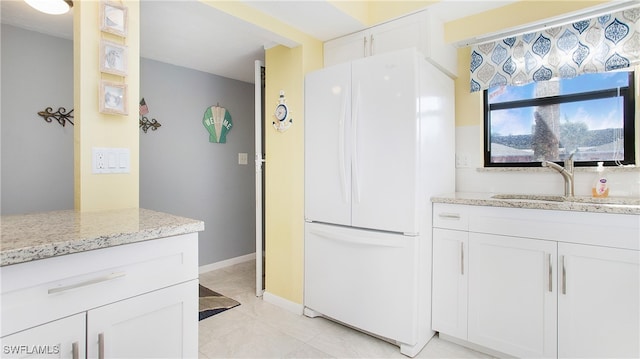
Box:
0, 208, 205, 267
432, 192, 640, 215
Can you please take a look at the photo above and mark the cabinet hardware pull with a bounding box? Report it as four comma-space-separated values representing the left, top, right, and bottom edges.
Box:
72, 341, 79, 359
48, 272, 126, 294
548, 253, 552, 292
438, 213, 461, 220
460, 242, 464, 275
363, 36, 367, 57
370, 34, 374, 55
98, 333, 105, 359
561, 255, 567, 295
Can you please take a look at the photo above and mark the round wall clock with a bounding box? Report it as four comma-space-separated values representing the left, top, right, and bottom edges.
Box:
274, 103, 288, 122
273, 90, 293, 132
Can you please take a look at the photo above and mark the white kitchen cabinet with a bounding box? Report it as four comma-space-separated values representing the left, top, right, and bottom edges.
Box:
323, 10, 457, 78
0, 313, 85, 359
467, 233, 557, 358
431, 228, 468, 340
87, 280, 197, 359
1, 233, 199, 359
432, 203, 640, 358
558, 243, 639, 358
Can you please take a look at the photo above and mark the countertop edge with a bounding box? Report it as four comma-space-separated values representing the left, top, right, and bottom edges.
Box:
431, 193, 640, 215
1, 209, 205, 267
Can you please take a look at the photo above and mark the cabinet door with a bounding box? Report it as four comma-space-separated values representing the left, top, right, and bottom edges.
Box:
432, 228, 468, 340
323, 31, 368, 67
558, 243, 639, 358
0, 313, 85, 359
304, 63, 352, 226
87, 280, 198, 359
369, 12, 426, 57
468, 233, 557, 358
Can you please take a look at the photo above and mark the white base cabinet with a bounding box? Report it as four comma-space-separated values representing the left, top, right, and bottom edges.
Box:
432, 203, 639, 358
1, 314, 85, 359
558, 243, 640, 358
431, 228, 467, 340
467, 233, 557, 358
1, 233, 199, 359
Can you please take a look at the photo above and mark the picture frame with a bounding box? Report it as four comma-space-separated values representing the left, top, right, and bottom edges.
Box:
99, 40, 128, 76
100, 2, 128, 37
99, 81, 128, 115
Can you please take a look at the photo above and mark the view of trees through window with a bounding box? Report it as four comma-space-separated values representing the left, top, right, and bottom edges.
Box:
485, 71, 635, 167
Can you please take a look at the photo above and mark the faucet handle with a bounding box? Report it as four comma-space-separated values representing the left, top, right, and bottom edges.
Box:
564, 152, 575, 170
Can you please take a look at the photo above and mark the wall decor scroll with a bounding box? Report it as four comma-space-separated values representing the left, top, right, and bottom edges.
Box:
37, 107, 74, 127
99, 81, 128, 115
100, 39, 128, 76
139, 98, 161, 133
100, 1, 128, 38
272, 90, 292, 132
202, 104, 232, 143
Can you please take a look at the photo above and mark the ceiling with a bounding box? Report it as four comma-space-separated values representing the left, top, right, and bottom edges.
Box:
1, 0, 514, 84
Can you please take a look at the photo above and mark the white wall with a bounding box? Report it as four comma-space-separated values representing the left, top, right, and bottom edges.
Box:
455, 125, 640, 197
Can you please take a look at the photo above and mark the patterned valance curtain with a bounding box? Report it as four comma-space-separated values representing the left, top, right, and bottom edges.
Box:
470, 7, 640, 92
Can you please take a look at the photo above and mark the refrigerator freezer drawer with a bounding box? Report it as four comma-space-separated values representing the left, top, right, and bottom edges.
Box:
304, 222, 418, 344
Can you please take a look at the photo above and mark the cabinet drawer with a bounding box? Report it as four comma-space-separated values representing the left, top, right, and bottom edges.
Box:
433, 204, 468, 231
1, 233, 198, 337
467, 206, 639, 250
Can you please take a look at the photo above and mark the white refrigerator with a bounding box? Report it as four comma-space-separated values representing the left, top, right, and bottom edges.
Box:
303, 48, 455, 357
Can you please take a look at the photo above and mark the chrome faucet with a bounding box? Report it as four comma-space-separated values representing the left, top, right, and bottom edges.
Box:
541, 153, 575, 197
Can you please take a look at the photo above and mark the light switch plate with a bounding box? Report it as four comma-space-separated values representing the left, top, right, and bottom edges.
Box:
238, 153, 248, 165
93, 147, 130, 174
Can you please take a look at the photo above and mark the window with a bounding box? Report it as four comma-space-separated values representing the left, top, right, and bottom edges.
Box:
484, 71, 635, 167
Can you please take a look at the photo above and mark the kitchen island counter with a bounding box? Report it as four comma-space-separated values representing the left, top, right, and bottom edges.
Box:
432, 192, 640, 215
1, 208, 204, 267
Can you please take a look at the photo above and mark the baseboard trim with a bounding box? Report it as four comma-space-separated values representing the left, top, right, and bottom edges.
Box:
198, 252, 256, 274
263, 291, 304, 315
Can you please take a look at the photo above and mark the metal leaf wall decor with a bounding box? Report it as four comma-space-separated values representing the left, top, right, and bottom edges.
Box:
38, 107, 74, 126
139, 116, 161, 133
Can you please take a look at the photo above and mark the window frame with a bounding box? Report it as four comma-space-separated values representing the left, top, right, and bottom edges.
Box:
483, 71, 636, 168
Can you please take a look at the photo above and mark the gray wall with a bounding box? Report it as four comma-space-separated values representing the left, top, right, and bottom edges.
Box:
1, 25, 74, 215
1, 26, 257, 267
139, 58, 256, 265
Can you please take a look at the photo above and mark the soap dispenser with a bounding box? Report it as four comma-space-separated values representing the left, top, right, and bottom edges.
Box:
592, 162, 609, 198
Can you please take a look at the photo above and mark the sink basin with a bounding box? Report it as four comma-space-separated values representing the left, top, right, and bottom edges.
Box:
491, 194, 640, 206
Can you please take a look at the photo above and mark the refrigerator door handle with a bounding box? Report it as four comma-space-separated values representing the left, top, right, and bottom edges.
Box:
352, 83, 361, 204
338, 90, 349, 203
309, 227, 404, 248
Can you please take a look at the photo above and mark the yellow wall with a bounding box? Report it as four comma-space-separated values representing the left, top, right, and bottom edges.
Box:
264, 43, 322, 303
74, 0, 140, 211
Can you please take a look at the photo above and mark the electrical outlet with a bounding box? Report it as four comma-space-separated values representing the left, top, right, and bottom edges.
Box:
93, 148, 107, 172
455, 153, 469, 168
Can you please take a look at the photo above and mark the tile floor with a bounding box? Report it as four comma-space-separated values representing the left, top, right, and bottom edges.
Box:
198, 260, 492, 358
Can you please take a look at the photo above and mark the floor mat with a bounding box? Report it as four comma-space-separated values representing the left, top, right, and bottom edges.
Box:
199, 284, 240, 321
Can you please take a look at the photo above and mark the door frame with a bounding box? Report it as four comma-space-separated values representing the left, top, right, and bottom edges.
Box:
255, 60, 265, 297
